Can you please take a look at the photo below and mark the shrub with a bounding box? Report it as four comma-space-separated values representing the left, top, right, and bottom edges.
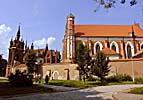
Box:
106, 74, 132, 82
8, 70, 33, 87
87, 75, 97, 81
135, 77, 143, 84
106, 75, 121, 82
120, 74, 132, 81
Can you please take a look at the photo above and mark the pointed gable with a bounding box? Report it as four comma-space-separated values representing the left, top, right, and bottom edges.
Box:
102, 48, 120, 55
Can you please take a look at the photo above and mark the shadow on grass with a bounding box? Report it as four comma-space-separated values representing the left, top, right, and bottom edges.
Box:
0, 82, 56, 97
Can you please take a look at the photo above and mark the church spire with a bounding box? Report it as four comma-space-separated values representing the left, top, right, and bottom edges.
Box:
16, 24, 20, 41
46, 42, 48, 51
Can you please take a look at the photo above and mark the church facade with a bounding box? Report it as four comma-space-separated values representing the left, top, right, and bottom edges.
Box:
6, 26, 60, 76
62, 13, 143, 62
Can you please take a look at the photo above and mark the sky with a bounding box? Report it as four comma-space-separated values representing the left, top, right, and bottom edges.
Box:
0, 0, 143, 59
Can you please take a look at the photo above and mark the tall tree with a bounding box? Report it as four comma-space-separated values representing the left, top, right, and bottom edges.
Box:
0, 55, 7, 76
94, 0, 138, 12
73, 41, 91, 82
23, 50, 36, 74
91, 51, 110, 84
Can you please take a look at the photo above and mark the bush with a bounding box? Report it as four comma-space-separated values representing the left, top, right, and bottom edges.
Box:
120, 74, 132, 81
106, 74, 132, 82
87, 75, 97, 81
8, 70, 33, 87
135, 77, 143, 84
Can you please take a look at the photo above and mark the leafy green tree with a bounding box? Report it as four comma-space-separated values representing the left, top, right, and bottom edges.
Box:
91, 51, 110, 84
23, 50, 36, 74
73, 41, 91, 82
94, 0, 138, 12
0, 54, 7, 76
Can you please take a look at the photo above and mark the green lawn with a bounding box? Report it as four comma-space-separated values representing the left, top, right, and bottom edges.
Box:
108, 81, 133, 85
42, 80, 98, 88
0, 79, 9, 82
130, 87, 143, 95
41, 79, 134, 89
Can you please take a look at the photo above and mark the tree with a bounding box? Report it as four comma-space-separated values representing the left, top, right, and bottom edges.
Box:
23, 50, 36, 74
93, 0, 138, 12
73, 41, 91, 82
0, 54, 7, 76
91, 51, 110, 84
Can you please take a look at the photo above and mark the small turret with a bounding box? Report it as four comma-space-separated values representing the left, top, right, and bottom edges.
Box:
67, 13, 75, 31
16, 25, 20, 41
31, 42, 34, 50
10, 37, 13, 47
25, 40, 27, 49
45, 43, 48, 51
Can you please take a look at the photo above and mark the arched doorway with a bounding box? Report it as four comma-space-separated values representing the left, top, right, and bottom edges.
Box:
52, 71, 59, 80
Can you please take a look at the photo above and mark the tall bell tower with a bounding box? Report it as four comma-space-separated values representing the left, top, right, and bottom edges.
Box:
62, 13, 75, 62
6, 25, 25, 76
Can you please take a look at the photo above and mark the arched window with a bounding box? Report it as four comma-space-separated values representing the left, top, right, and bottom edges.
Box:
127, 44, 132, 58
96, 44, 100, 53
141, 44, 143, 49
125, 42, 134, 58
111, 44, 116, 52
94, 41, 103, 54
110, 41, 119, 53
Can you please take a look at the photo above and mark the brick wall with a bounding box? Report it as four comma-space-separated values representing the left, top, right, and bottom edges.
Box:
109, 59, 143, 78
42, 63, 79, 80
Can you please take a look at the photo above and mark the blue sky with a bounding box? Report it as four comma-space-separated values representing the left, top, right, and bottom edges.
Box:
0, 0, 143, 59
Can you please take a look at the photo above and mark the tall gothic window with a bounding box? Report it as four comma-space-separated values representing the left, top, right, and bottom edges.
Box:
141, 44, 143, 49
96, 44, 100, 53
111, 44, 116, 52
127, 45, 132, 58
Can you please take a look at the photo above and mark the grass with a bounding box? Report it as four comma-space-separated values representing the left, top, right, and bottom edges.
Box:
42, 79, 102, 88
42, 80, 98, 88
41, 79, 135, 89
108, 81, 134, 85
0, 79, 8, 82
0, 82, 56, 97
129, 87, 143, 95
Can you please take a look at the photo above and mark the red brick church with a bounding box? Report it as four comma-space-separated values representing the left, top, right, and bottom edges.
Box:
6, 13, 143, 80
62, 13, 143, 62
6, 25, 61, 76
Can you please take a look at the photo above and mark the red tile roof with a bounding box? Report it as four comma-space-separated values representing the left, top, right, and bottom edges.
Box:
74, 23, 143, 37
102, 48, 120, 55
133, 49, 143, 57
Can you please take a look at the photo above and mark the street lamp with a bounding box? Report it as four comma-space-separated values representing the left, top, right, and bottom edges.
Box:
130, 26, 135, 83
131, 56, 135, 83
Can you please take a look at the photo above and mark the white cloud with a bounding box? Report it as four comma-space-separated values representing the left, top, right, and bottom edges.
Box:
47, 37, 56, 47
33, 38, 46, 47
0, 24, 11, 36
0, 24, 12, 59
33, 37, 56, 49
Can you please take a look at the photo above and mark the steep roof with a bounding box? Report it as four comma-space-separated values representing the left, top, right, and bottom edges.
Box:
34, 49, 58, 57
102, 48, 120, 55
133, 49, 143, 58
74, 23, 143, 37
